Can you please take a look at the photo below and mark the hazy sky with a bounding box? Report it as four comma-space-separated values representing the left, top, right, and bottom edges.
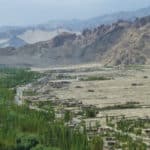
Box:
0, 0, 150, 26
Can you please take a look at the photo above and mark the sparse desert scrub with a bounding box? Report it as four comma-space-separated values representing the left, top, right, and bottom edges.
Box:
100, 102, 140, 110
80, 76, 112, 81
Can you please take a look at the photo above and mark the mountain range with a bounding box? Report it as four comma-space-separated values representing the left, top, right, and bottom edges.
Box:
1, 15, 150, 67
1, 6, 150, 48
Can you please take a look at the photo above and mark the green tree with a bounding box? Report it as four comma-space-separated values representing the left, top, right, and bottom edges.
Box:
64, 110, 72, 122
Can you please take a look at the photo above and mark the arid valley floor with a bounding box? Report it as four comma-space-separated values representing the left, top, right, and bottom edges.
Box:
14, 64, 150, 148
30, 64, 150, 117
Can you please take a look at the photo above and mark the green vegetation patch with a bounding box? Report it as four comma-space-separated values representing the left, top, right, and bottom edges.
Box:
0, 67, 41, 88
100, 102, 141, 110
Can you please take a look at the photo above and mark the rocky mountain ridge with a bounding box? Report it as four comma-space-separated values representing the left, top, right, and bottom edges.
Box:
1, 16, 150, 67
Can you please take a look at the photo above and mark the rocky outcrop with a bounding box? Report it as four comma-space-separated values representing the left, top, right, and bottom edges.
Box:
50, 32, 77, 47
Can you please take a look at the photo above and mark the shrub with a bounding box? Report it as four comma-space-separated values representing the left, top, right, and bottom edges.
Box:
80, 76, 111, 81
16, 135, 39, 150
91, 136, 103, 150
85, 108, 98, 118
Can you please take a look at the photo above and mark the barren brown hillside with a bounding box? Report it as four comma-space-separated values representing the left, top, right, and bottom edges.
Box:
1, 16, 150, 67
